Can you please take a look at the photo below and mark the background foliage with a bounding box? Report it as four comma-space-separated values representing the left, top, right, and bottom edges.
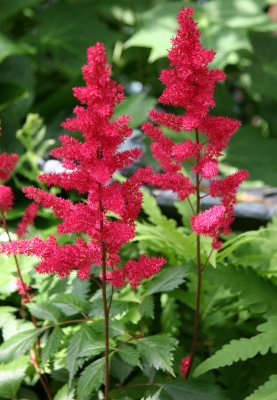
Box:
0, 0, 277, 399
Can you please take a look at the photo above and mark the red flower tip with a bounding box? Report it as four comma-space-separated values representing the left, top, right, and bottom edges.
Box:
0, 185, 14, 211
180, 356, 191, 378
0, 153, 18, 181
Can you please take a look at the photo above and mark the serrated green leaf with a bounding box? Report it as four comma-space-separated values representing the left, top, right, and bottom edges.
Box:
118, 344, 142, 368
211, 265, 277, 315
0, 356, 29, 399
245, 375, 277, 400
54, 383, 75, 400
139, 296, 154, 319
137, 335, 177, 375
0, 328, 40, 362
194, 317, 277, 377
77, 358, 105, 400
41, 327, 64, 367
91, 319, 126, 338
27, 303, 62, 323
136, 192, 195, 263
110, 353, 134, 384
53, 293, 89, 316
146, 265, 187, 295
66, 325, 97, 383
142, 191, 164, 225
89, 299, 129, 318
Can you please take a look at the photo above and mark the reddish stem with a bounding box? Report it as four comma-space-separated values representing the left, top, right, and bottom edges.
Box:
98, 183, 110, 399
187, 129, 202, 377
1, 212, 53, 400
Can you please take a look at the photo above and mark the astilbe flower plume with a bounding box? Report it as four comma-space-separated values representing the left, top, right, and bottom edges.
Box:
16, 203, 39, 238
0, 153, 18, 181
0, 43, 165, 286
0, 185, 14, 212
142, 7, 248, 249
0, 152, 18, 212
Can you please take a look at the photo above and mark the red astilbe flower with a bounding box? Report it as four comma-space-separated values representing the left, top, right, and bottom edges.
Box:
0, 43, 165, 285
0, 151, 18, 213
179, 356, 191, 378
0, 153, 18, 181
16, 203, 39, 238
16, 279, 33, 304
0, 185, 14, 212
142, 7, 248, 248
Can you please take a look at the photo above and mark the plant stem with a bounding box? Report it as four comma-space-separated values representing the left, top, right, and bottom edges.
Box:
187, 129, 202, 377
98, 183, 110, 400
1, 212, 53, 400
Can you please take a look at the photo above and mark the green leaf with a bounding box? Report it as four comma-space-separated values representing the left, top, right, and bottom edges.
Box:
0, 329, 40, 362
41, 327, 64, 367
245, 375, 277, 400
0, 34, 22, 63
137, 335, 177, 375
111, 379, 225, 399
114, 93, 156, 128
145, 389, 162, 400
91, 319, 126, 338
0, 273, 17, 295
136, 193, 196, 265
194, 317, 277, 377
66, 325, 97, 383
118, 344, 142, 368
0, 356, 29, 399
0, 55, 35, 152
0, 0, 41, 23
225, 125, 277, 186
146, 265, 187, 295
125, 2, 181, 62
53, 293, 89, 316
54, 384, 75, 400
27, 303, 62, 323
161, 380, 225, 400
139, 296, 154, 319
32, 2, 119, 77
203, 0, 275, 30
110, 353, 133, 384
211, 265, 277, 315
88, 299, 129, 318
76, 358, 105, 400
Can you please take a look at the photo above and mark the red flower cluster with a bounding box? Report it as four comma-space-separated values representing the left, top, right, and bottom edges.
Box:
142, 7, 248, 248
0, 185, 14, 212
179, 356, 191, 378
0, 153, 18, 181
16, 203, 39, 238
0, 43, 165, 285
16, 278, 33, 303
0, 153, 18, 212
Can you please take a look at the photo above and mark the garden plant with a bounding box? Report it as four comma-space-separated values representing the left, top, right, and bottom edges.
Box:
0, 1, 277, 400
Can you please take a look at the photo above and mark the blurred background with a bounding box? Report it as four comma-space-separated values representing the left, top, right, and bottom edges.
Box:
0, 0, 277, 188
